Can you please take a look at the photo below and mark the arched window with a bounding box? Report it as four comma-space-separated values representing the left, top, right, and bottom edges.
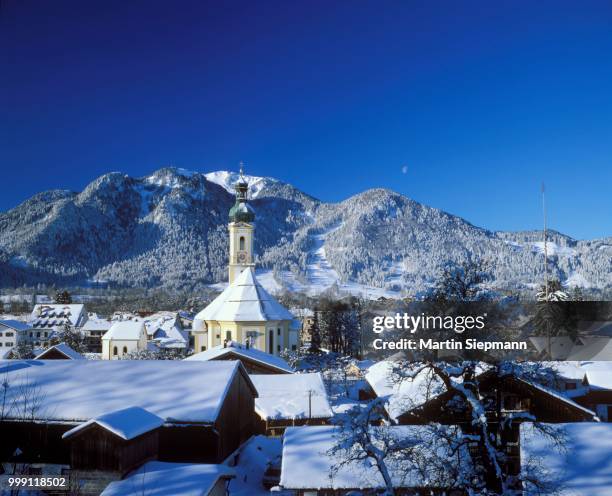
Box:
123, 346, 128, 354
113, 346, 118, 356
239, 236, 245, 251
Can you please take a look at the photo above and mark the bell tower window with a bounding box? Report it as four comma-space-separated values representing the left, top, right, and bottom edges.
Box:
239, 236, 245, 251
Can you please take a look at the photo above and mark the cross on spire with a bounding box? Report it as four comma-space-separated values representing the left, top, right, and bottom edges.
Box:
239, 160, 245, 179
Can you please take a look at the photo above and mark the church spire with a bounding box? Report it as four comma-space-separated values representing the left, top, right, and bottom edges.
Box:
229, 161, 255, 223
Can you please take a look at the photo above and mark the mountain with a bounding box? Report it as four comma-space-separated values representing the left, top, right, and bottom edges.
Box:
0, 167, 610, 297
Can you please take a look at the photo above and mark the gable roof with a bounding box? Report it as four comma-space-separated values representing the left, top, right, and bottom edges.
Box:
102, 461, 234, 496
81, 318, 112, 332
29, 304, 86, 328
251, 373, 332, 420
102, 321, 145, 341
0, 319, 31, 332
35, 342, 85, 360
195, 268, 293, 322
0, 359, 254, 424
62, 406, 164, 440
185, 341, 294, 373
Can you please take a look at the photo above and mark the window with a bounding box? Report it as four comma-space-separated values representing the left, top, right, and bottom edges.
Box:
6, 342, 13, 347
277, 328, 281, 336
0, 343, 3, 346
201, 346, 207, 351
113, 346, 118, 356
36, 332, 41, 337
292, 345, 297, 351
239, 236, 245, 251
44, 332, 48, 337
0, 332, 3, 337
5, 332, 13, 337
123, 346, 128, 354
226, 331, 232, 341
277, 344, 280, 352
268, 330, 274, 354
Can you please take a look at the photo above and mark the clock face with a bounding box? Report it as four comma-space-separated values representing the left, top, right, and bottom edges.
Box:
237, 251, 247, 263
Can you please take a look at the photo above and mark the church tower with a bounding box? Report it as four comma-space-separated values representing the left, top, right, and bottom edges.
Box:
228, 162, 255, 284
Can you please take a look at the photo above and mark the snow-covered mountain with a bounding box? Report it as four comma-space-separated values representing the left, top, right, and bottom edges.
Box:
0, 167, 610, 296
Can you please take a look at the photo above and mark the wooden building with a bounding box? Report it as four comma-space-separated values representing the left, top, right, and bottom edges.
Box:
0, 360, 259, 475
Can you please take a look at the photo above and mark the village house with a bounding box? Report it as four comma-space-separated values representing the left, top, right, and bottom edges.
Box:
250, 373, 333, 436
555, 361, 612, 421
0, 319, 31, 357
186, 340, 294, 374
191, 167, 295, 356
80, 316, 112, 353
101, 320, 147, 359
0, 359, 258, 486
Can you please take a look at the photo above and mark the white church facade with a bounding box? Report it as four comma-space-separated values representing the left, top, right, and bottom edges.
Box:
192, 167, 294, 356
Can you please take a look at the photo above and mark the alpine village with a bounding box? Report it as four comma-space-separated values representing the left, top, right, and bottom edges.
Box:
1, 169, 611, 496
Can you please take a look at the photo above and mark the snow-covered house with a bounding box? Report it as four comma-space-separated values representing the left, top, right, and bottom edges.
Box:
27, 304, 87, 348
279, 425, 466, 495
61, 406, 164, 491
186, 340, 294, 374
554, 361, 612, 421
29, 303, 87, 329
530, 321, 612, 360
145, 314, 190, 351
192, 170, 295, 356
101, 321, 147, 359
102, 461, 234, 496
0, 319, 31, 356
0, 360, 259, 474
250, 373, 333, 435
35, 342, 85, 360
81, 316, 112, 353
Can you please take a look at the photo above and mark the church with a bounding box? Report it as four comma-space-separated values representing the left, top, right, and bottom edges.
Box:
192, 167, 295, 356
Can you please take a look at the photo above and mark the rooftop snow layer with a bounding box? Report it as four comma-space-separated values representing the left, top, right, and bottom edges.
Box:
521, 422, 612, 495
194, 268, 293, 322
102, 321, 145, 340
0, 360, 244, 424
63, 406, 164, 440
35, 342, 85, 360
0, 319, 31, 331
102, 461, 234, 496
251, 373, 332, 420
280, 425, 468, 490
186, 341, 293, 373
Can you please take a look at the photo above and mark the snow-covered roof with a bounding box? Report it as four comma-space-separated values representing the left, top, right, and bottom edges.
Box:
102, 321, 145, 341
102, 461, 234, 496
365, 361, 445, 420
0, 319, 31, 332
280, 425, 466, 490
29, 304, 86, 328
553, 361, 612, 389
250, 373, 332, 420
62, 406, 164, 440
195, 268, 293, 322
81, 318, 112, 332
146, 315, 189, 348
521, 422, 612, 496
35, 342, 85, 360
0, 360, 251, 424
185, 341, 294, 373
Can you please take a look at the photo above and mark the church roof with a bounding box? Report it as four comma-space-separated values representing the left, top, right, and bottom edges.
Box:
195, 268, 293, 322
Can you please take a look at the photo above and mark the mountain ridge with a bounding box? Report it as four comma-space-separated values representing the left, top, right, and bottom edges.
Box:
0, 167, 610, 296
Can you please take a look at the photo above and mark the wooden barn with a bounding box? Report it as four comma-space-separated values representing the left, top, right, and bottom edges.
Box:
0, 359, 258, 476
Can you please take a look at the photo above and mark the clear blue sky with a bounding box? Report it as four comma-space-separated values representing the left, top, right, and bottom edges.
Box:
1, 0, 611, 239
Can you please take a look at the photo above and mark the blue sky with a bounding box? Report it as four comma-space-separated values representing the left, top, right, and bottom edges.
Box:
1, 0, 611, 239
